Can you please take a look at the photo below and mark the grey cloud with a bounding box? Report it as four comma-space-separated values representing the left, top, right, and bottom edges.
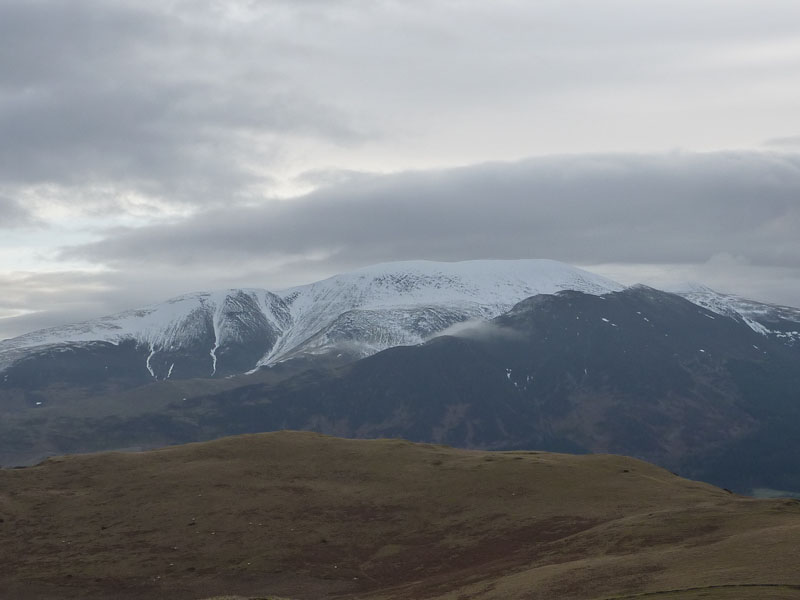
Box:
0, 81, 355, 201
0, 0, 366, 207
0, 195, 33, 228
0, 270, 112, 340
63, 151, 800, 272
763, 136, 800, 148
4, 0, 800, 215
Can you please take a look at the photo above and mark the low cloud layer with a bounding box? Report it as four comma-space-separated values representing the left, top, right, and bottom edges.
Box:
430, 320, 525, 343
64, 151, 800, 271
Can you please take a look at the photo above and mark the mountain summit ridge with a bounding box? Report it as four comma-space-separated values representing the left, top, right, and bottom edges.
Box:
1, 259, 797, 383
0, 259, 624, 380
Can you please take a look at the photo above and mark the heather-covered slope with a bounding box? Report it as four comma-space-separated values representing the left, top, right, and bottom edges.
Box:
1, 432, 798, 600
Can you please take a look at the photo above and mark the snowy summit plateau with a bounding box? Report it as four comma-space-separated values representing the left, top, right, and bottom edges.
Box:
0, 259, 798, 384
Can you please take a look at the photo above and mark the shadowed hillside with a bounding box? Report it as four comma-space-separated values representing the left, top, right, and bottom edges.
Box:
1, 432, 799, 600
3, 287, 800, 497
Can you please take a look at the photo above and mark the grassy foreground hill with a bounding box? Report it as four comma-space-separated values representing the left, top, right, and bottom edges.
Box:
1, 432, 799, 600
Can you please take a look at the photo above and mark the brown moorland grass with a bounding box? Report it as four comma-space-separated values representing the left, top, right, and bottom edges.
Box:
1, 431, 799, 600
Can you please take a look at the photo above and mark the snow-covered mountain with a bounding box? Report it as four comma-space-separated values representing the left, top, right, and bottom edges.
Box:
3, 260, 798, 386
259, 259, 624, 367
673, 284, 800, 346
0, 260, 625, 382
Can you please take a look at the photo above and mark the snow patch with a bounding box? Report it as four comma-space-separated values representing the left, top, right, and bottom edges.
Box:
742, 316, 770, 336
145, 344, 157, 379
677, 287, 800, 341
209, 300, 224, 376
209, 342, 219, 376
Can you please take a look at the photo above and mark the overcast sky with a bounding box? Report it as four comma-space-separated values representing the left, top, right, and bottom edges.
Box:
2, 0, 800, 339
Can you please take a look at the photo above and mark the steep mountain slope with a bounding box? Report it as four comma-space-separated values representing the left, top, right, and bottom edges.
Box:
675, 284, 800, 347
0, 289, 292, 383
2, 281, 799, 493
2, 432, 799, 600
185, 286, 800, 493
0, 260, 624, 385
262, 259, 624, 365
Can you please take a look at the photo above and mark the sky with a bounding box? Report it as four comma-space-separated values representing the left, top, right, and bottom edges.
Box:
2, 0, 800, 340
